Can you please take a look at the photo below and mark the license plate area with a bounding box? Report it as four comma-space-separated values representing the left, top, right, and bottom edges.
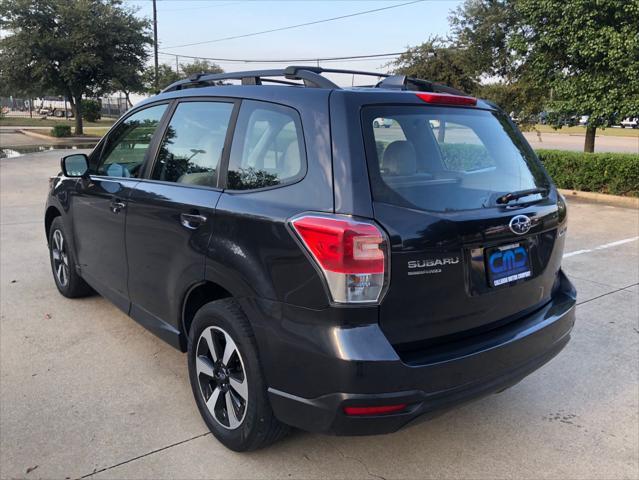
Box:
485, 242, 532, 287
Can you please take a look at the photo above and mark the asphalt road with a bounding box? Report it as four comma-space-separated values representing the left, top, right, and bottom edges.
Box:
370, 124, 639, 153
1, 151, 638, 480
522, 131, 639, 154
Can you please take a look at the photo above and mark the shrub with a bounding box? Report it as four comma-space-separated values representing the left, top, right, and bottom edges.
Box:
439, 143, 494, 171
81, 99, 101, 122
50, 124, 71, 137
536, 149, 639, 197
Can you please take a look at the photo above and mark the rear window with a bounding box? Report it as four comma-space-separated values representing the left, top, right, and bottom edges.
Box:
362, 106, 550, 212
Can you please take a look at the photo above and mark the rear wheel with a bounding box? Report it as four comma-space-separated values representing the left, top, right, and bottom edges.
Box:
187, 299, 288, 451
48, 217, 92, 298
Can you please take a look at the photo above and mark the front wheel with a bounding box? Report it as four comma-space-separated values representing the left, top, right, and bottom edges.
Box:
48, 217, 92, 298
187, 299, 288, 451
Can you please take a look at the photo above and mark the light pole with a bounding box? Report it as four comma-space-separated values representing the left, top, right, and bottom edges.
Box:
153, 0, 159, 91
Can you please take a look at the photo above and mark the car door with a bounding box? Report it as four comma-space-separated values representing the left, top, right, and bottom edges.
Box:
72, 103, 169, 311
124, 99, 238, 346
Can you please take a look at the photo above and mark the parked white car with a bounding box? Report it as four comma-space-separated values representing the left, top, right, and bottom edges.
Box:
620, 117, 638, 129
373, 117, 393, 128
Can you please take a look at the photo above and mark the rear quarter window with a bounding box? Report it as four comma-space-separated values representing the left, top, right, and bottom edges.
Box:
226, 100, 305, 191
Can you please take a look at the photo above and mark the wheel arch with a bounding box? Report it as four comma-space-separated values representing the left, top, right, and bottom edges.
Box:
181, 281, 233, 345
45, 206, 62, 243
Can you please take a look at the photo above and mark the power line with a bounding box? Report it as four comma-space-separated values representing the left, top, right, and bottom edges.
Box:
164, 0, 426, 48
158, 50, 406, 64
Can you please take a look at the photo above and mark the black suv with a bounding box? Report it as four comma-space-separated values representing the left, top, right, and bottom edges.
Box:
45, 66, 576, 451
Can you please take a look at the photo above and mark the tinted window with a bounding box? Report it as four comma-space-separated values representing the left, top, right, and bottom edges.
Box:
151, 101, 234, 187
429, 120, 495, 172
363, 106, 550, 212
95, 104, 167, 178
227, 101, 304, 190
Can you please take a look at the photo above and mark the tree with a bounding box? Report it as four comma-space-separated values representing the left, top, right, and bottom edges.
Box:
391, 37, 480, 94
143, 63, 180, 94
449, 0, 639, 152
180, 59, 224, 78
0, 0, 151, 134
449, 0, 520, 79
511, 0, 639, 152
110, 65, 145, 108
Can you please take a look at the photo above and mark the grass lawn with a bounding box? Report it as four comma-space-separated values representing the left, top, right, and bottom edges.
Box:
526, 124, 639, 137
0, 116, 114, 128
82, 127, 110, 137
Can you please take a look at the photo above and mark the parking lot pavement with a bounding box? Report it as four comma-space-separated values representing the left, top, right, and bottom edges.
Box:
522, 131, 639, 154
1, 151, 638, 480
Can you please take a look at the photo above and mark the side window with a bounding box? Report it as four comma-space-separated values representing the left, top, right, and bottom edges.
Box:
95, 104, 167, 178
429, 120, 495, 172
227, 100, 304, 191
151, 101, 234, 187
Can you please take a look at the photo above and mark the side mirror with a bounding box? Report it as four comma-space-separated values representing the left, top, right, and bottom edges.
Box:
61, 153, 89, 178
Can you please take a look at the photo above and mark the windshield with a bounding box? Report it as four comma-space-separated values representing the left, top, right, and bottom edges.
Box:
362, 105, 550, 212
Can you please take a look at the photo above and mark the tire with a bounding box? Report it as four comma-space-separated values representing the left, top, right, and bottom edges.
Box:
48, 217, 93, 298
373, 120, 380, 128
187, 299, 289, 451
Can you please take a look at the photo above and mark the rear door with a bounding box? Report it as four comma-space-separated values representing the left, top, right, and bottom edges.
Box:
360, 104, 566, 348
125, 99, 237, 342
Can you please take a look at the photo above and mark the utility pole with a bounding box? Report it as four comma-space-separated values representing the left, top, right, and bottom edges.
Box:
153, 0, 159, 91
175, 55, 179, 75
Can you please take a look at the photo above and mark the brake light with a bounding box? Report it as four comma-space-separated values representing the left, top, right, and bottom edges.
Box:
290, 215, 388, 303
344, 404, 408, 416
416, 92, 477, 106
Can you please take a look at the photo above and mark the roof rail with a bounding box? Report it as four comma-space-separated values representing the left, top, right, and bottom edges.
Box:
162, 68, 339, 92
161, 65, 469, 96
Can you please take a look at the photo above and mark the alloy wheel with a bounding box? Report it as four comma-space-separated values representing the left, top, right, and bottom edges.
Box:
195, 326, 248, 430
51, 229, 69, 288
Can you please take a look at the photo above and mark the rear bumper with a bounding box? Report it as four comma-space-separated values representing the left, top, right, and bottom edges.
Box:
250, 272, 576, 435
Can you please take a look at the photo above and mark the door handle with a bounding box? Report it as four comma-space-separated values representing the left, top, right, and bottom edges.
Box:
180, 212, 208, 230
110, 199, 127, 214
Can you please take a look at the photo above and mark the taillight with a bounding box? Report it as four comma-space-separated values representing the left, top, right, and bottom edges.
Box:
290, 214, 388, 304
416, 92, 477, 106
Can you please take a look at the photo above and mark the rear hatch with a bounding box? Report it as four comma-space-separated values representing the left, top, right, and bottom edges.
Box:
360, 99, 566, 349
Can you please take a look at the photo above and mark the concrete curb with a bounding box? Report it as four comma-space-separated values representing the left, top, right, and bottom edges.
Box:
559, 189, 638, 209
19, 129, 99, 142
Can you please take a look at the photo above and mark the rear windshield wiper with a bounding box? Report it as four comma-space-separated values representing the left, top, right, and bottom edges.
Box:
496, 187, 548, 205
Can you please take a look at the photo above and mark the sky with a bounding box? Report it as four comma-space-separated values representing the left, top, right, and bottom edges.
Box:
126, 0, 464, 86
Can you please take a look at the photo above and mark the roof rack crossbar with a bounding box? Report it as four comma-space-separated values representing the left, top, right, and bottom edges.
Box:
283, 65, 391, 79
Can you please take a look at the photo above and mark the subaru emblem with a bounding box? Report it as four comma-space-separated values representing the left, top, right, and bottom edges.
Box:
509, 215, 532, 235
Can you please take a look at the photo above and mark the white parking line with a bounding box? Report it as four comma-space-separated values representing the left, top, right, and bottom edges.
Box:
563, 236, 639, 258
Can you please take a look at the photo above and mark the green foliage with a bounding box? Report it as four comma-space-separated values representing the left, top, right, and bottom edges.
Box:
537, 149, 639, 196
391, 37, 480, 94
141, 61, 224, 94
439, 143, 494, 171
449, 0, 519, 79
477, 81, 546, 128
512, 0, 639, 131
50, 125, 72, 137
0, 0, 151, 134
180, 60, 224, 77
81, 100, 101, 122
143, 64, 180, 94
